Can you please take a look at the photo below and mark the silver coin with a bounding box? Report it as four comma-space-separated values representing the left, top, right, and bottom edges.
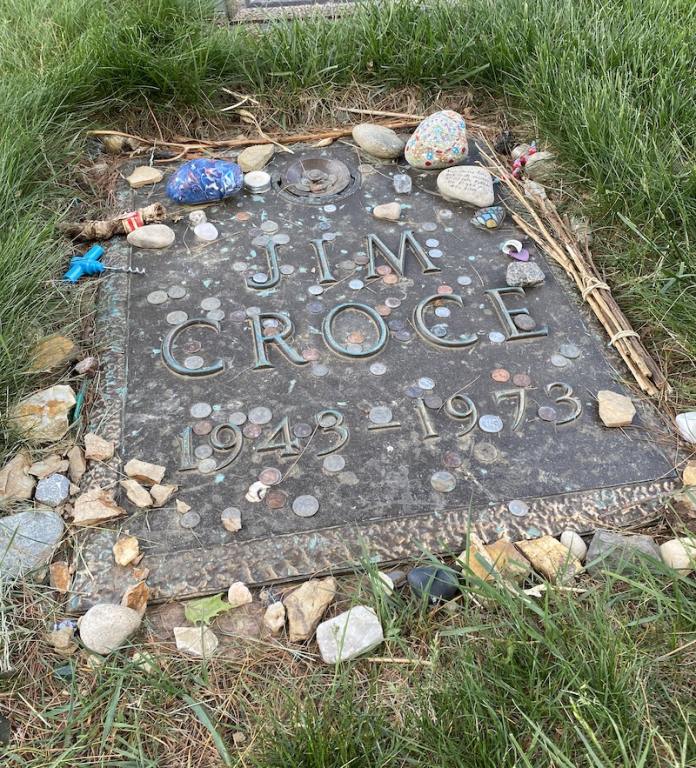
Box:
395, 330, 411, 342
259, 467, 282, 485
167, 285, 186, 299
246, 306, 261, 316
318, 221, 331, 231
206, 309, 225, 322
323, 454, 345, 473
252, 272, 269, 284
311, 363, 329, 377
369, 362, 387, 376
166, 310, 188, 325
292, 494, 319, 518
190, 402, 212, 419
559, 343, 581, 359
274, 233, 290, 245
179, 510, 201, 529
538, 406, 558, 422
279, 264, 295, 275
262, 318, 280, 328
184, 355, 204, 370
201, 297, 221, 311
248, 406, 272, 425
230, 309, 247, 322
431, 470, 456, 493
404, 385, 424, 398
229, 411, 247, 426
252, 235, 269, 248
308, 285, 324, 296
388, 319, 406, 331
551, 354, 569, 368
260, 220, 278, 234
422, 222, 437, 232
430, 324, 448, 338
194, 444, 213, 459
344, 343, 361, 355
425, 239, 439, 248
147, 290, 168, 305
323, 232, 337, 242
479, 414, 504, 433
457, 275, 472, 286
232, 261, 248, 272
488, 331, 506, 344
429, 249, 443, 259
349, 279, 364, 290
417, 377, 435, 390
434, 306, 450, 318
438, 208, 453, 220
424, 394, 443, 410
318, 412, 338, 428
474, 442, 498, 463
198, 458, 217, 474
293, 422, 313, 438
308, 301, 324, 314
385, 297, 401, 309
323, 204, 337, 213
508, 499, 529, 517
369, 406, 393, 425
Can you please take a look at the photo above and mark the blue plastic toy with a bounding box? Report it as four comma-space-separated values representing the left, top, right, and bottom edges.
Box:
166, 158, 243, 205
64, 245, 145, 283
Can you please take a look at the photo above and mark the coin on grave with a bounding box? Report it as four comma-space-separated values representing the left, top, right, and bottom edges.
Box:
323, 454, 346, 473
376, 305, 391, 317
243, 423, 262, 439
311, 363, 329, 377
383, 274, 399, 285
265, 489, 287, 509
369, 362, 387, 376
184, 355, 204, 370
437, 285, 453, 295
292, 494, 319, 518
550, 354, 569, 368
491, 368, 511, 383
508, 499, 529, 517
385, 297, 401, 308
198, 458, 217, 474
349, 278, 364, 290
280, 264, 295, 275
457, 275, 472, 286
369, 406, 393, 424
376, 265, 392, 276
190, 402, 213, 419
200, 297, 221, 311
488, 331, 506, 344
147, 290, 168, 305
179, 511, 201, 529
167, 285, 186, 299
514, 314, 536, 331
559, 343, 581, 359
424, 394, 443, 410
512, 373, 532, 388
479, 414, 504, 433
538, 406, 557, 421
260, 220, 278, 234
248, 406, 272, 425
166, 311, 188, 325
194, 445, 213, 460
259, 467, 282, 485
443, 451, 462, 468
293, 422, 313, 438
418, 377, 435, 390
473, 442, 499, 463
395, 331, 411, 341
347, 331, 365, 344
207, 310, 225, 322
318, 412, 338, 428
193, 420, 213, 436
431, 470, 456, 492
229, 411, 247, 426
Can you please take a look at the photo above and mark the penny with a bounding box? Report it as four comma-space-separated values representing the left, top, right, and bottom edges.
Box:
194, 444, 213, 460
512, 373, 532, 388
206, 309, 225, 322
197, 458, 217, 474
422, 222, 437, 232
308, 301, 324, 314
385, 297, 401, 309
429, 249, 443, 259
293, 422, 313, 438
488, 331, 506, 344
147, 290, 168, 305
491, 368, 511, 383
376, 305, 391, 317
348, 278, 364, 290
318, 412, 338, 428
248, 406, 272, 425
425, 239, 439, 248
260, 220, 278, 234
479, 414, 504, 433
404, 385, 424, 398
513, 313, 536, 331
308, 285, 324, 296
230, 310, 247, 322
292, 494, 319, 518
395, 330, 411, 342
166, 310, 188, 325
376, 265, 392, 276
302, 348, 320, 361
274, 233, 290, 245
252, 272, 269, 284
538, 406, 557, 422
418, 377, 435, 390
559, 343, 581, 359
345, 343, 362, 355
474, 442, 499, 463
388, 319, 406, 331
265, 489, 287, 509
200, 297, 221, 311
190, 402, 213, 419
323, 454, 346, 473
353, 254, 369, 266
431, 470, 456, 492
191, 421, 212, 438
424, 394, 443, 410
443, 451, 462, 468
183, 355, 204, 370
347, 331, 365, 344
383, 274, 399, 285
437, 284, 453, 295
508, 499, 529, 517
311, 363, 329, 377
434, 306, 451, 318
252, 235, 269, 248
182, 340, 202, 354
232, 261, 248, 272
259, 467, 282, 485
242, 423, 262, 439
457, 275, 472, 286
430, 324, 448, 338
179, 511, 201, 528
167, 285, 186, 299
369, 362, 387, 376
369, 406, 393, 425
235, 211, 251, 222
550, 354, 569, 368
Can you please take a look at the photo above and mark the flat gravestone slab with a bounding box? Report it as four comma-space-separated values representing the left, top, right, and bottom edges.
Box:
70, 142, 676, 609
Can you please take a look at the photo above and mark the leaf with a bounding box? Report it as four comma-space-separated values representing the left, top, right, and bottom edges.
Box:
184, 594, 231, 625
181, 693, 233, 767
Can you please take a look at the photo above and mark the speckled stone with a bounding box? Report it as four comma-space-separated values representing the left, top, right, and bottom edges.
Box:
405, 110, 468, 170
0, 510, 64, 577
506, 261, 546, 288
34, 473, 70, 507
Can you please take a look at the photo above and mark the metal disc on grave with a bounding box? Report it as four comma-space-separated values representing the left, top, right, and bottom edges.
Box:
274, 156, 360, 204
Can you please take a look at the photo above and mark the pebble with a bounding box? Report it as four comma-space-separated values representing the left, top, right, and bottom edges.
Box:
352, 123, 405, 159
0, 454, 35, 504
659, 538, 695, 575
436, 165, 494, 207
506, 261, 546, 288
559, 530, 588, 562
457, 534, 498, 581
126, 166, 164, 188
126, 224, 175, 249
124, 458, 166, 485
316, 605, 384, 664
120, 478, 153, 508
193, 222, 218, 243
10, 385, 76, 443
683, 460, 696, 486
0, 510, 64, 578
372, 202, 401, 221
516, 536, 583, 584
405, 110, 468, 169
35, 473, 70, 508
188, 209, 207, 226
263, 601, 286, 635
586, 529, 661, 575
285, 576, 337, 642
84, 432, 115, 462
393, 173, 412, 194
228, 581, 253, 608
150, 483, 177, 507
113, 535, 140, 566
484, 540, 532, 583
28, 455, 68, 479
72, 487, 126, 526
675, 412, 696, 444
79, 603, 142, 655
407, 565, 459, 603
221, 507, 242, 532
173, 625, 218, 657
237, 144, 275, 173
597, 390, 636, 428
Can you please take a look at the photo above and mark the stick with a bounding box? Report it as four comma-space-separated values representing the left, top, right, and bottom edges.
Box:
365, 657, 433, 666
58, 203, 167, 241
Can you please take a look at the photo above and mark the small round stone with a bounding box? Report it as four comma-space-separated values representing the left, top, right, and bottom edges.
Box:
457, 275, 472, 286
206, 309, 225, 322
538, 406, 558, 422
167, 285, 186, 299
424, 394, 443, 410
166, 310, 188, 325
265, 490, 287, 509
259, 467, 282, 485
194, 444, 213, 459
184, 355, 204, 370
369, 362, 387, 376
369, 406, 393, 424
479, 414, 504, 433
512, 373, 532, 388
559, 343, 581, 359
513, 314, 536, 331
279, 264, 295, 275
308, 285, 324, 296
179, 511, 201, 528
260, 220, 278, 234
292, 495, 319, 518
221, 507, 242, 532
201, 297, 221, 311
491, 368, 511, 383
349, 279, 364, 290
242, 423, 262, 439
311, 363, 329, 377
229, 411, 247, 426
488, 331, 506, 344
193, 420, 213, 436
323, 454, 345, 473
198, 458, 217, 474
293, 422, 313, 438
443, 451, 462, 468
508, 499, 529, 517
551, 354, 569, 368
417, 377, 435, 390
248, 406, 272, 425
430, 470, 456, 492
190, 402, 212, 419
147, 290, 168, 305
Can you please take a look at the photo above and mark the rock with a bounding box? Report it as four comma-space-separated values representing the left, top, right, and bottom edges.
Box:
471, 205, 506, 230
193, 222, 218, 243
131, 651, 157, 673
122, 581, 149, 615
126, 166, 164, 188
586, 529, 661, 575
74, 356, 98, 375
372, 202, 401, 221
673, 490, 696, 518
524, 150, 556, 183
0, 510, 64, 577
166, 158, 243, 205
79, 603, 141, 655
174, 626, 219, 657
227, 581, 253, 608
316, 605, 384, 664
352, 124, 405, 160
29, 454, 69, 479
570, 215, 592, 244
72, 487, 125, 526
67, 445, 87, 484
188, 209, 207, 226
263, 601, 286, 635
683, 460, 696, 486
124, 459, 166, 486
407, 565, 459, 603
120, 478, 153, 508
393, 173, 412, 194
285, 576, 337, 642
35, 474, 70, 508
0, 453, 35, 506
597, 390, 636, 428
237, 144, 275, 172
659, 538, 695, 575
457, 534, 498, 581
516, 536, 582, 584
436, 166, 494, 207
150, 484, 177, 507
176, 499, 191, 514
47, 627, 77, 656
127, 224, 175, 250
506, 261, 546, 288
28, 335, 78, 373
49, 561, 71, 592
675, 412, 696, 444
113, 535, 140, 566
10, 385, 76, 443
559, 530, 587, 562
84, 433, 115, 462
405, 110, 468, 169
221, 507, 242, 532
485, 540, 532, 582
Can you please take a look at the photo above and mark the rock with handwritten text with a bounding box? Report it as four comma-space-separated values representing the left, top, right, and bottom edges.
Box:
436, 166, 494, 207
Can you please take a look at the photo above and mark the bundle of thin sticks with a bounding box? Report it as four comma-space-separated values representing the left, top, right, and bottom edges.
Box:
483, 149, 667, 398
58, 202, 167, 241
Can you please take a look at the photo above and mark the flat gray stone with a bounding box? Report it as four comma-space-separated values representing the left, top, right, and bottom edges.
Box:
0, 510, 64, 578
316, 604, 384, 663
34, 473, 70, 507
586, 529, 661, 575
506, 261, 546, 288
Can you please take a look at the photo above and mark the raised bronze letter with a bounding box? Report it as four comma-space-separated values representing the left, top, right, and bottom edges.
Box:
311, 238, 336, 285
249, 312, 307, 370
413, 294, 478, 348
485, 287, 549, 340
322, 303, 388, 358
246, 239, 282, 290
366, 230, 441, 279
162, 318, 224, 378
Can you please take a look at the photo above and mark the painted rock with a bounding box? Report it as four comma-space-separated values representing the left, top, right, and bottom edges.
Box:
126, 224, 175, 249
471, 205, 506, 230
352, 124, 405, 160
407, 565, 459, 603
166, 158, 243, 204
436, 166, 494, 207
405, 110, 468, 169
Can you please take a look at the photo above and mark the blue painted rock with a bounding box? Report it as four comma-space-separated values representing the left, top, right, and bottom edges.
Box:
404, 110, 468, 169
407, 565, 459, 603
166, 158, 243, 205
471, 205, 506, 230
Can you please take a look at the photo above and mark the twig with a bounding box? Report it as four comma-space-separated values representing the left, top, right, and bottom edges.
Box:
365, 656, 433, 666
